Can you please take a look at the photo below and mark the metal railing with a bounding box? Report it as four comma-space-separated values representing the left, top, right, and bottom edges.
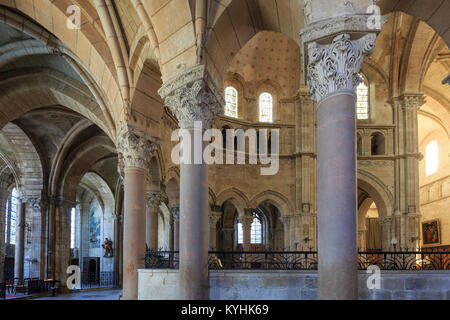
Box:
80, 272, 115, 289
145, 250, 450, 271
0, 279, 51, 298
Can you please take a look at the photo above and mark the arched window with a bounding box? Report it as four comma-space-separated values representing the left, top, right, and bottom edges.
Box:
250, 212, 263, 244
426, 140, 438, 176
225, 86, 238, 118
259, 92, 273, 123
5, 188, 19, 244
356, 74, 369, 120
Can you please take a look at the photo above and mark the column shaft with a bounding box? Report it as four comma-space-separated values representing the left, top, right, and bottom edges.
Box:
14, 201, 26, 283
146, 204, 158, 250
0, 187, 8, 282
317, 92, 357, 300
122, 167, 146, 300
179, 129, 209, 300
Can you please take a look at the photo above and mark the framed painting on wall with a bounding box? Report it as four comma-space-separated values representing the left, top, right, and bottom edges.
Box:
421, 219, 441, 247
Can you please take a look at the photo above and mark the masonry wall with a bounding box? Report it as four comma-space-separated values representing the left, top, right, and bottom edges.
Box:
138, 269, 450, 300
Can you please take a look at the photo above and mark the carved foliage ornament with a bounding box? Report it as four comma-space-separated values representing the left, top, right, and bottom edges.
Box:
116, 122, 158, 170
164, 80, 223, 129
307, 33, 376, 102
158, 65, 224, 129
401, 95, 425, 110
146, 190, 168, 210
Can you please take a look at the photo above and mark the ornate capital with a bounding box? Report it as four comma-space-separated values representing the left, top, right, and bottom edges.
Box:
170, 206, 180, 222
146, 190, 168, 210
116, 121, 158, 171
398, 94, 425, 110
158, 65, 224, 129
209, 211, 222, 225
306, 33, 376, 102
239, 210, 254, 227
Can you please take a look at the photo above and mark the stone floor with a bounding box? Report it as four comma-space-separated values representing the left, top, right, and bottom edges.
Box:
32, 288, 122, 300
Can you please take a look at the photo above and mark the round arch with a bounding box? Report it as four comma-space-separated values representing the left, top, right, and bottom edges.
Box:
216, 188, 250, 216
357, 170, 394, 219
379, 0, 450, 47
0, 70, 111, 136
0, 6, 120, 133
249, 190, 293, 217
0, 123, 43, 199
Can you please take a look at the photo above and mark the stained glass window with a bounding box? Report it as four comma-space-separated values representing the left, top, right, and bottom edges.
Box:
250, 213, 262, 244
356, 74, 369, 120
426, 140, 438, 176
225, 86, 238, 118
259, 92, 273, 123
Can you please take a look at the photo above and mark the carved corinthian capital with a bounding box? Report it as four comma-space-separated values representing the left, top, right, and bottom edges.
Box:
158, 65, 225, 129
399, 94, 425, 110
306, 33, 376, 102
116, 121, 158, 171
146, 190, 168, 210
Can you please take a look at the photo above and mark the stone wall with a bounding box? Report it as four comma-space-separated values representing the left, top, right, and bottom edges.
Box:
138, 269, 450, 300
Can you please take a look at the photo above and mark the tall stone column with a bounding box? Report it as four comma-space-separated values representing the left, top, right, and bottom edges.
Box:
54, 198, 74, 291
239, 209, 254, 251
280, 216, 291, 250
113, 211, 123, 287
393, 95, 424, 250
296, 89, 317, 251
170, 206, 180, 251
117, 122, 157, 300
146, 191, 168, 250
24, 196, 43, 279
222, 228, 234, 251
0, 181, 9, 282
381, 217, 392, 250
301, 12, 382, 298
159, 65, 224, 300
14, 198, 26, 284
209, 208, 222, 251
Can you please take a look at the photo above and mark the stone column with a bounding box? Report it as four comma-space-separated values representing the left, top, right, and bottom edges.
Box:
0, 181, 9, 282
300, 211, 316, 251
381, 217, 392, 251
301, 13, 382, 298
222, 228, 234, 251
209, 208, 222, 251
24, 196, 43, 279
54, 198, 74, 291
146, 191, 167, 250
14, 198, 26, 284
393, 95, 424, 250
159, 65, 223, 300
116, 122, 157, 300
280, 216, 291, 251
357, 228, 366, 251
239, 210, 254, 251
170, 207, 180, 251
113, 211, 123, 287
